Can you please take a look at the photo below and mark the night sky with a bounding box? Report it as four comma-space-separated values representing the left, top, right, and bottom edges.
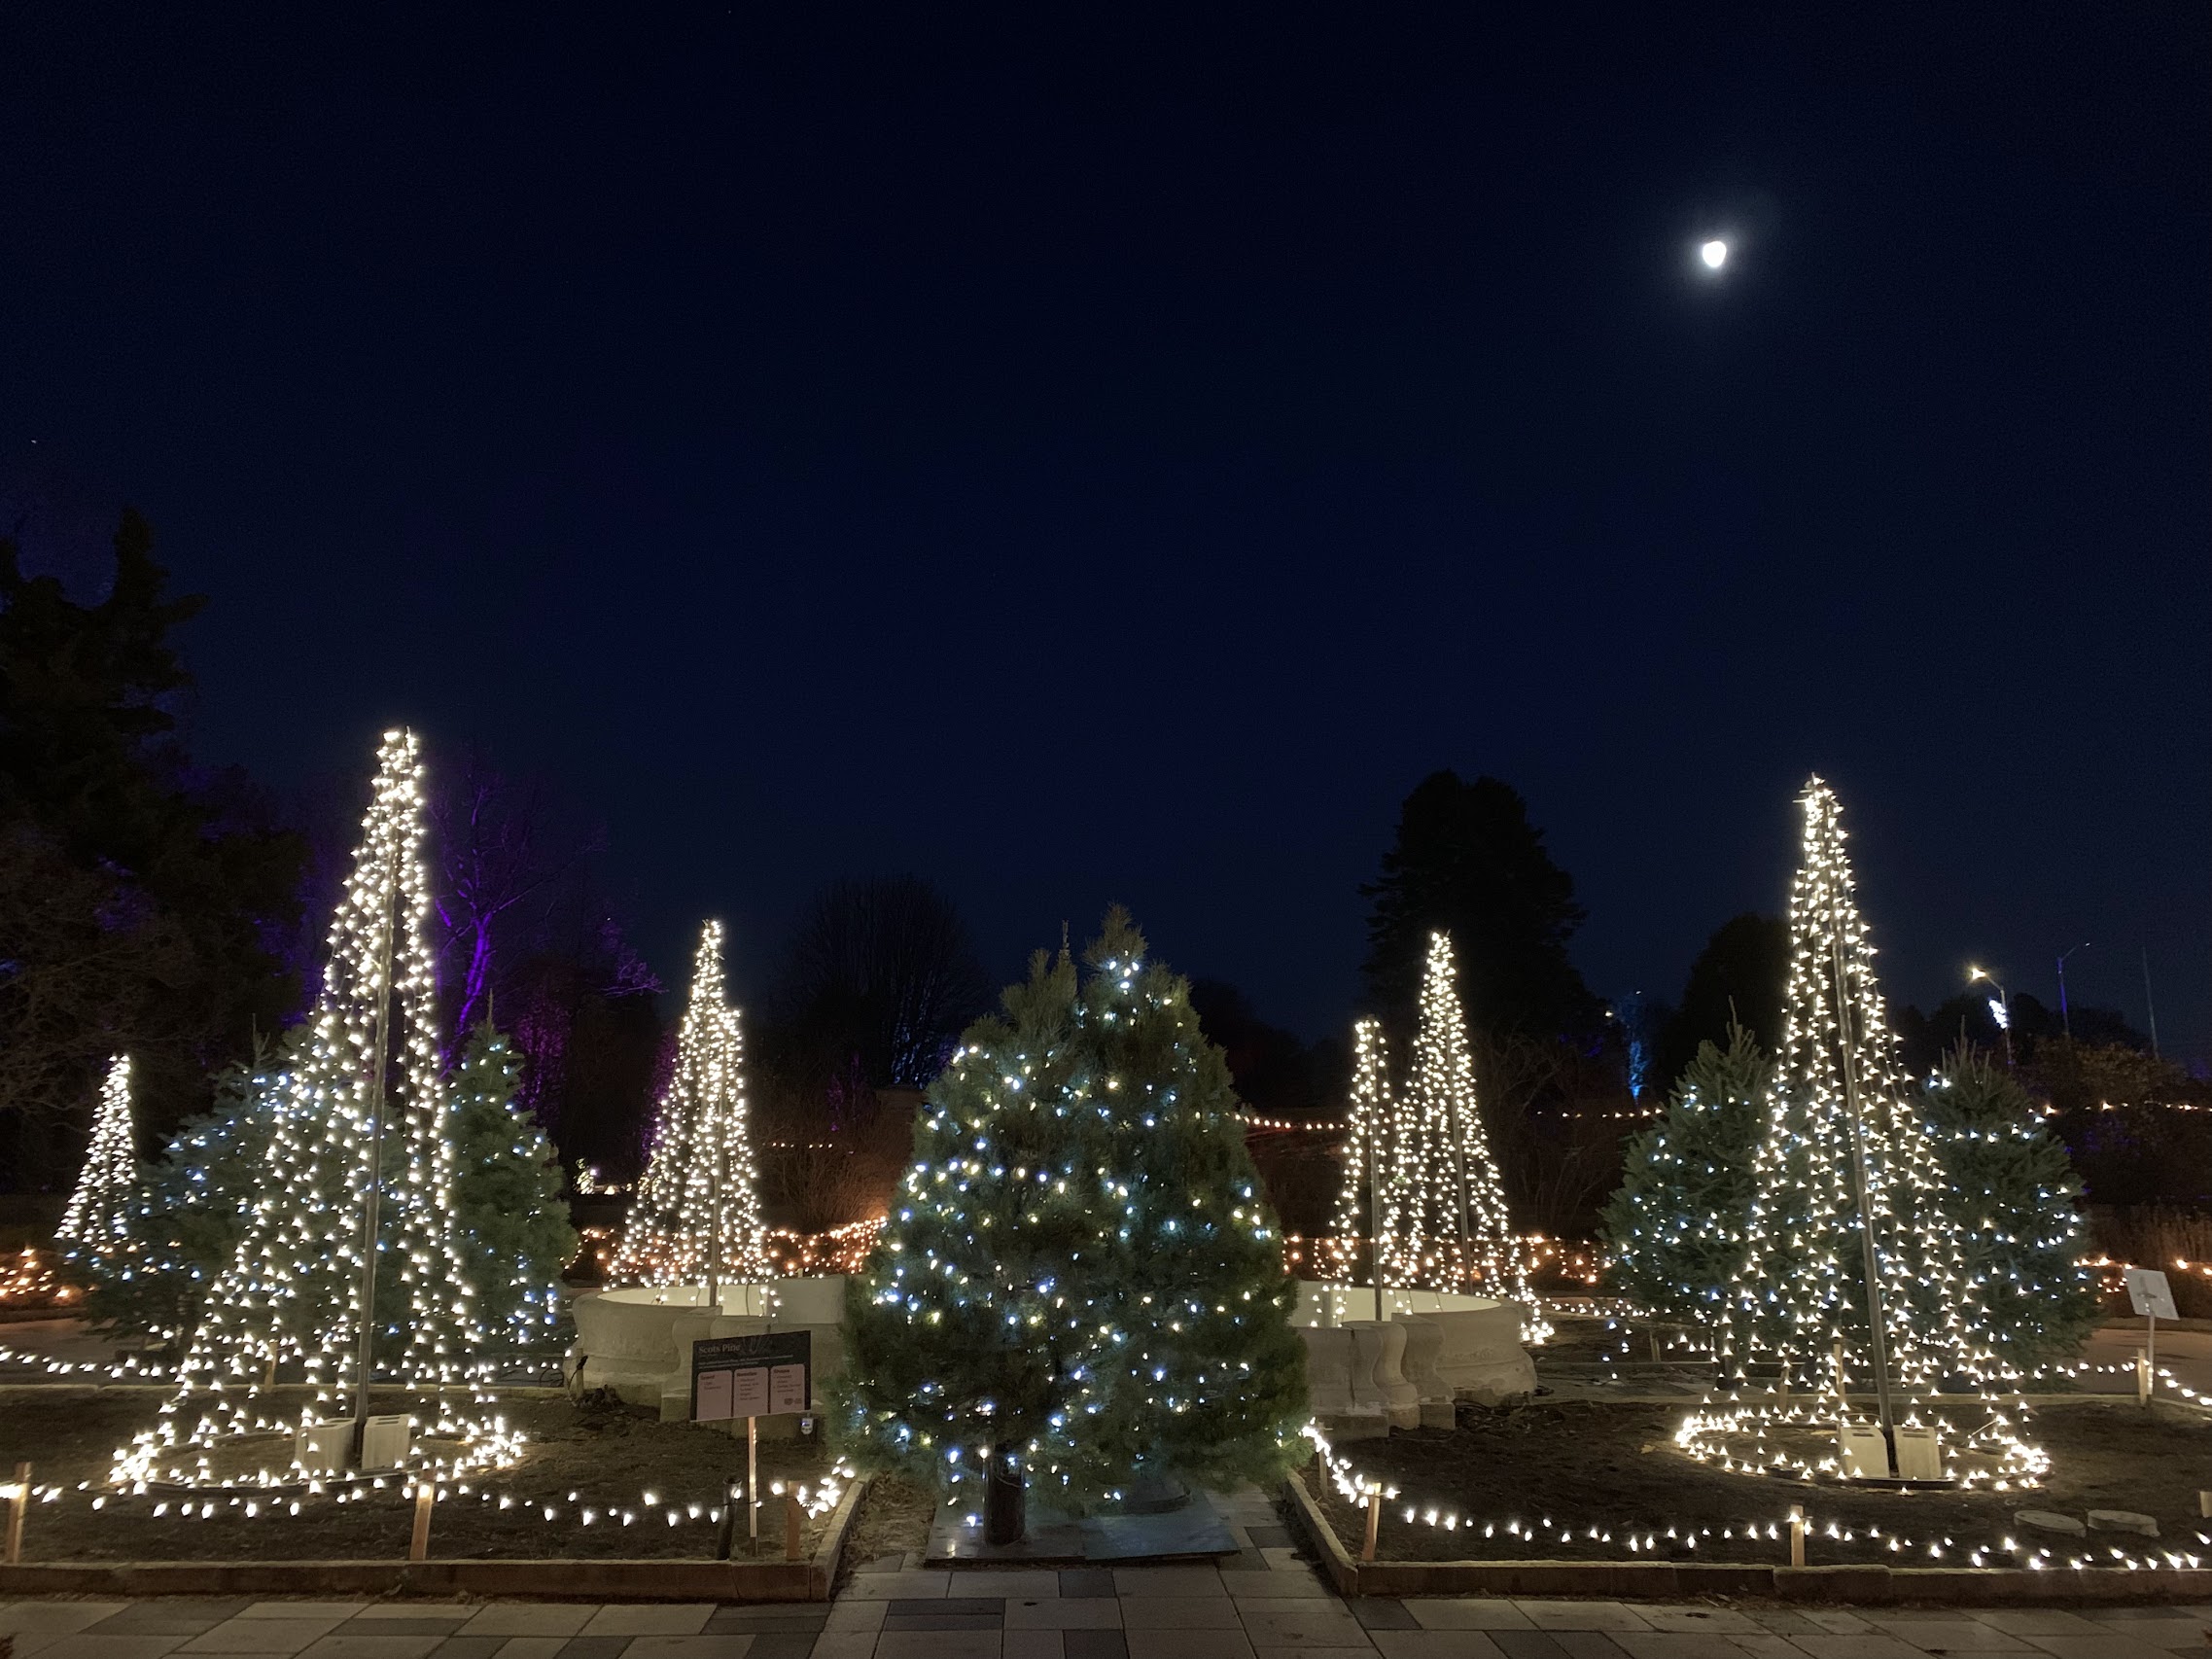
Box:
4, 9, 2205, 1056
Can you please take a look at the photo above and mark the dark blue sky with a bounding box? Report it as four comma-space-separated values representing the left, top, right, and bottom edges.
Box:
4, 7, 2206, 1054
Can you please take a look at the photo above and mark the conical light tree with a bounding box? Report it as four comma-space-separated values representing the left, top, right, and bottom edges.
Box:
57, 1054, 139, 1275
610, 920, 767, 1293
125, 730, 484, 1476
1332, 1020, 1402, 1288
1715, 779, 2009, 1398
1395, 932, 1537, 1317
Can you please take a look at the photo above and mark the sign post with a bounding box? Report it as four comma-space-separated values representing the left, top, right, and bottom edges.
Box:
691, 1331, 811, 1551
2124, 1266, 2177, 1404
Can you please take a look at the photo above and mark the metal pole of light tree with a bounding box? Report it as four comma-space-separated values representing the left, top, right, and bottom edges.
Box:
351, 840, 402, 1461
1830, 921, 1897, 1458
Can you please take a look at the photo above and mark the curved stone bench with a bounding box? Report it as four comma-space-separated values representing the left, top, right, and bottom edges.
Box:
568, 1280, 850, 1417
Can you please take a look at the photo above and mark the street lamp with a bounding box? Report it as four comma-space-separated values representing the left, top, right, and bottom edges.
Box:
2055, 942, 2090, 1039
1968, 967, 2014, 1068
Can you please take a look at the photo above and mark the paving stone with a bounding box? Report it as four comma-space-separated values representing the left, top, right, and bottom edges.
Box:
1262, 1550, 1313, 1572
1516, 1609, 1653, 1637
1349, 1603, 1422, 1633
1410, 1606, 1535, 1635
1871, 1625, 2038, 1653
873, 1633, 1001, 1658
885, 1616, 1007, 1633
1057, 1572, 1115, 1600
429, 1641, 506, 1659
1237, 1603, 1370, 1648
459, 1612, 596, 1640
1107, 1629, 1254, 1659
579, 1608, 714, 1639
552, 1641, 630, 1659
700, 1611, 828, 1634
1061, 1634, 1128, 1659
90, 1609, 256, 1638
1728, 1637, 1811, 1659
1247, 1525, 1294, 1548
806, 1636, 878, 1659
348, 1614, 470, 1626
1487, 1631, 1574, 1659
823, 1603, 887, 1634
1372, 1634, 1509, 1658
1, 1607, 133, 1638
891, 1603, 1003, 1621
1222, 1571, 1333, 1601
181, 1620, 349, 1653
1789, 1637, 1924, 1659
325, 1629, 464, 1641
846, 1572, 955, 1602
235, 1611, 370, 1625
1112, 1567, 1225, 1598
619, 1641, 760, 1659
295, 1639, 446, 1659
35, 1640, 193, 1659
2018, 1641, 2182, 1659
951, 1573, 1062, 1600
1241, 1646, 1377, 1659
1001, 1635, 1065, 1659
1003, 1600, 1120, 1631
1636, 1615, 1761, 1638
733, 1639, 812, 1659
2082, 1622, 2211, 1648
1550, 1637, 1635, 1659
1117, 1598, 1246, 1630
489, 1640, 565, 1659
1614, 1635, 1755, 1659
1967, 1621, 2104, 1641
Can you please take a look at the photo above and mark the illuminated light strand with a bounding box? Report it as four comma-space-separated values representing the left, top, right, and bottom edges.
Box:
114, 729, 509, 1491
1301, 1420, 2206, 1570
1685, 778, 2042, 1484
57, 1055, 138, 1272
607, 920, 769, 1289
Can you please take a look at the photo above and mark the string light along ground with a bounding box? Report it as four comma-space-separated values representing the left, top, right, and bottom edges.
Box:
113, 730, 507, 1491
608, 920, 769, 1295
1683, 778, 2041, 1487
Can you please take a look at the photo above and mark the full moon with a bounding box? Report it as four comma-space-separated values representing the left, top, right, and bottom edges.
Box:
1700, 239, 1729, 269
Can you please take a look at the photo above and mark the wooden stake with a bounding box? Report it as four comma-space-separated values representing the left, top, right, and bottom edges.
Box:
784, 1493, 804, 1562
408, 1482, 434, 1562
1361, 1490, 1383, 1562
1787, 1502, 1806, 1569
747, 1416, 760, 1548
4, 1461, 28, 1565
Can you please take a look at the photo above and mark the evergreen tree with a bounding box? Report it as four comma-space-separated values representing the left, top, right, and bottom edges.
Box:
87, 1043, 290, 1344
609, 920, 767, 1288
448, 1019, 578, 1354
1361, 771, 1600, 1040
1923, 1045, 2099, 1372
1077, 911, 1308, 1494
838, 912, 1306, 1517
0, 511, 305, 1180
1599, 1027, 1769, 1324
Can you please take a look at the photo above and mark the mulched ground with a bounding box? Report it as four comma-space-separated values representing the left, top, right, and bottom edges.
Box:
833, 1474, 935, 1588
1309, 1397, 2212, 1567
0, 1386, 835, 1562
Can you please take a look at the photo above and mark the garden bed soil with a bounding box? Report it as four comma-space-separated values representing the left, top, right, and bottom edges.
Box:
1312, 1397, 2212, 1566
0, 1387, 833, 1562
832, 1475, 934, 1589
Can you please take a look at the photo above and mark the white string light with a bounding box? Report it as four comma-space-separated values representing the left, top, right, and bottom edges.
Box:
57, 1055, 137, 1271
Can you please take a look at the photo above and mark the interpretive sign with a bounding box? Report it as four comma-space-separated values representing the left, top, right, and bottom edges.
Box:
691, 1330, 811, 1423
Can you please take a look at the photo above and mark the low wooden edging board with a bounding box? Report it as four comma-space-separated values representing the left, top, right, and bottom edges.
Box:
0, 1478, 872, 1604
1283, 1473, 2212, 1606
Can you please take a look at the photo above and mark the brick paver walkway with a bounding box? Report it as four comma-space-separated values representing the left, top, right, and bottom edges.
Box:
6, 1583, 2210, 1659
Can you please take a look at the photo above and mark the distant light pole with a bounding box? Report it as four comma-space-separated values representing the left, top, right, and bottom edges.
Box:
1968, 967, 2014, 1068
2055, 942, 2090, 1038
